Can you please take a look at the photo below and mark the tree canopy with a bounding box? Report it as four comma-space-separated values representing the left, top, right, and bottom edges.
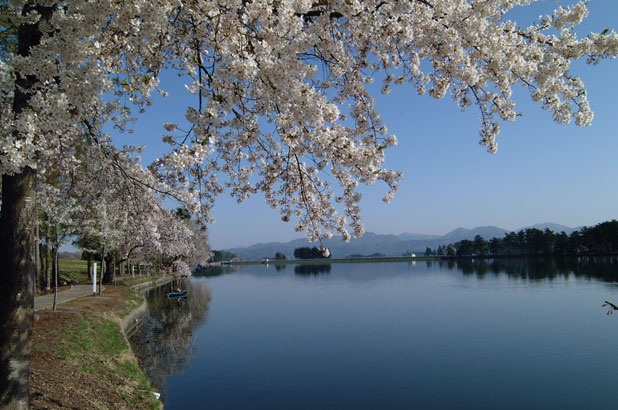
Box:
444, 220, 618, 257
294, 246, 331, 259
2, 0, 617, 241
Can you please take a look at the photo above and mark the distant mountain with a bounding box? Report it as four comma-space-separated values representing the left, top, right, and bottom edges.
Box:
438, 226, 509, 244
521, 223, 577, 234
224, 223, 577, 261
398, 232, 441, 241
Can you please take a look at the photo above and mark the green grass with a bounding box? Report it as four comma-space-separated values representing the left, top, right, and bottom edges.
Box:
56, 313, 160, 409
119, 274, 167, 288
113, 291, 145, 319
58, 316, 127, 362
32, 275, 165, 409
59, 258, 88, 272
59, 259, 89, 282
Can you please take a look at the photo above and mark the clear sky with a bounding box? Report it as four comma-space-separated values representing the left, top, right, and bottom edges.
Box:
119, 1, 618, 249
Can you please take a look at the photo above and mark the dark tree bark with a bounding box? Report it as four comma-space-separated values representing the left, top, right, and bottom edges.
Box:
0, 169, 37, 409
0, 4, 54, 408
43, 221, 52, 292
99, 246, 105, 295
104, 253, 115, 284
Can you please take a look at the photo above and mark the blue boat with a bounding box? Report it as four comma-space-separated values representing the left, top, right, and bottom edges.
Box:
165, 290, 188, 299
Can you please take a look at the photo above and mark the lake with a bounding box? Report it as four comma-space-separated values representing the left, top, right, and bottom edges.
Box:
130, 257, 618, 409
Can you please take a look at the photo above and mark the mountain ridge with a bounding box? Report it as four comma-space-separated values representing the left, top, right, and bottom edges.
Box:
224, 223, 577, 260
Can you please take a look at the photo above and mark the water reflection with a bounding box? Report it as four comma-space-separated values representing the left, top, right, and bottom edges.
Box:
294, 263, 331, 276
155, 258, 618, 409
193, 264, 238, 277
130, 280, 211, 399
429, 256, 618, 282
274, 262, 287, 272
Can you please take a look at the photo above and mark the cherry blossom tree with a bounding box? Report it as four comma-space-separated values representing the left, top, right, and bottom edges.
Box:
68, 141, 196, 284
36, 171, 80, 306
1, 0, 618, 407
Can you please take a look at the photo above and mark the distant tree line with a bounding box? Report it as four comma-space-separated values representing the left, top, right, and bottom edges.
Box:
210, 250, 237, 262
424, 220, 618, 257
274, 252, 287, 260
293, 246, 331, 259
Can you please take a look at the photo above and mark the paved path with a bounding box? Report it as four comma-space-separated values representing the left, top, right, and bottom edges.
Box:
34, 283, 100, 311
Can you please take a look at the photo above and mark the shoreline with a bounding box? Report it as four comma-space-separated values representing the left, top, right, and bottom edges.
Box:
30, 274, 179, 409
121, 274, 180, 337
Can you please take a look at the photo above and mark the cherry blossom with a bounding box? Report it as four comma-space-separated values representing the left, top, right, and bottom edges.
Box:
3, 0, 617, 244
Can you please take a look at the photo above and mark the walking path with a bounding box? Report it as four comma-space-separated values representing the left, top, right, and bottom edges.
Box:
34, 283, 100, 311
34, 275, 177, 311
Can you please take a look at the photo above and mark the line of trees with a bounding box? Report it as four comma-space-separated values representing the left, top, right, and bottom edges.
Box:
209, 250, 237, 263
425, 220, 618, 257
293, 246, 332, 260
32, 156, 213, 291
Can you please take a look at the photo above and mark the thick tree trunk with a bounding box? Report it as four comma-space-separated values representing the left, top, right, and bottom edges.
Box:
0, 4, 54, 407
104, 253, 114, 284
0, 168, 37, 409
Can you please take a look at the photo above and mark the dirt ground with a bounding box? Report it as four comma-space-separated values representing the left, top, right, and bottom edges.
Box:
29, 286, 160, 410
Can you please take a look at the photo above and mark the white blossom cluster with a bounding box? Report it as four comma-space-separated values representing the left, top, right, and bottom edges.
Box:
34, 127, 208, 271
2, 0, 617, 243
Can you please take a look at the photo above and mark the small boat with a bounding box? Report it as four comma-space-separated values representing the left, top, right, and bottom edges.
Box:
165, 290, 188, 299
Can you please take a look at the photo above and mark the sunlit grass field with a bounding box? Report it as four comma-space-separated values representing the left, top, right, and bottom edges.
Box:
57, 259, 166, 286
59, 259, 89, 282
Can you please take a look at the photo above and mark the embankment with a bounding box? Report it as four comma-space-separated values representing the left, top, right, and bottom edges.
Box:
29, 274, 179, 409
121, 274, 180, 337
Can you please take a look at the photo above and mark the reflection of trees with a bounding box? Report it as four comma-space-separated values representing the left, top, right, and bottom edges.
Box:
193, 264, 238, 277
426, 259, 457, 271
274, 262, 287, 272
453, 256, 618, 282
130, 281, 211, 399
294, 264, 331, 276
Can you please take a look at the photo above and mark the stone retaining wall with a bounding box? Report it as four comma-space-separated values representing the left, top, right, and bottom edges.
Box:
120, 274, 179, 336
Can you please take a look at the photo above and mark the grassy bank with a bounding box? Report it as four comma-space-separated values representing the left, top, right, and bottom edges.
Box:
30, 265, 165, 409
57, 258, 89, 283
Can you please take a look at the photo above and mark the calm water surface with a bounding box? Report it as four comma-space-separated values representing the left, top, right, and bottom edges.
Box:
131, 258, 618, 409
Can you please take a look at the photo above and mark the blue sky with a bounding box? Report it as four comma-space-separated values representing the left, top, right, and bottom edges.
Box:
121, 1, 618, 249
